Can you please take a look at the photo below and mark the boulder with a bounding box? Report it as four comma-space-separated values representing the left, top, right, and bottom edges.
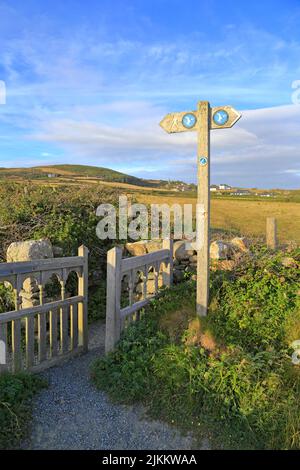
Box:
231, 237, 250, 253
210, 241, 231, 260
21, 297, 40, 309
211, 260, 236, 271
146, 240, 163, 253
135, 278, 164, 294
7, 239, 53, 262
19, 290, 40, 302
125, 241, 147, 257
173, 240, 194, 261
6, 239, 54, 310
22, 278, 39, 292
53, 246, 64, 257
185, 265, 196, 274
173, 269, 184, 283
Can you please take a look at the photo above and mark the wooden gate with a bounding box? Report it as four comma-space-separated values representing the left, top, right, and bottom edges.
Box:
105, 239, 173, 353
0, 245, 88, 374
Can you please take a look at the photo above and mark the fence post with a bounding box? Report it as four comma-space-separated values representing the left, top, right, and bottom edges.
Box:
78, 245, 89, 352
0, 325, 7, 374
266, 217, 278, 250
162, 239, 173, 287
105, 247, 122, 354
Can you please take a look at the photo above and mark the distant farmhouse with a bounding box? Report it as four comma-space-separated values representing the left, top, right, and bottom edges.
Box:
210, 183, 232, 192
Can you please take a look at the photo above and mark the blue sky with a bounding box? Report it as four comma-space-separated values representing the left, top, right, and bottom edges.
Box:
0, 0, 300, 188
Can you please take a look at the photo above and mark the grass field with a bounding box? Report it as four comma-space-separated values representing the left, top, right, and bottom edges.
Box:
135, 193, 300, 244
1, 171, 299, 244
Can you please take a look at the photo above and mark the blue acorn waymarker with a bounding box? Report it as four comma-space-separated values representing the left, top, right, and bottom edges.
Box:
160, 101, 242, 317
213, 109, 229, 126
182, 113, 197, 129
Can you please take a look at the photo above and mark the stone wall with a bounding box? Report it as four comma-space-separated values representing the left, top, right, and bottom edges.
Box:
124, 237, 250, 287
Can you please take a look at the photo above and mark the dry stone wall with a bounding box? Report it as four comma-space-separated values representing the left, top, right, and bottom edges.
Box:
125, 236, 250, 284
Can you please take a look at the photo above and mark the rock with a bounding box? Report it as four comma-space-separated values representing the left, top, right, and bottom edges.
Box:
146, 240, 163, 253
185, 265, 196, 274
19, 289, 40, 301
22, 278, 40, 292
135, 278, 164, 294
147, 272, 163, 281
231, 237, 250, 253
21, 297, 40, 309
282, 257, 298, 268
125, 241, 147, 257
211, 260, 236, 271
7, 239, 53, 262
53, 246, 64, 257
173, 269, 184, 283
173, 240, 194, 261
189, 255, 198, 263
6, 240, 54, 309
176, 264, 186, 270
210, 241, 231, 260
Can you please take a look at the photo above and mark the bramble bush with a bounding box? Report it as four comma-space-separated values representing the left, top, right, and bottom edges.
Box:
92, 248, 300, 449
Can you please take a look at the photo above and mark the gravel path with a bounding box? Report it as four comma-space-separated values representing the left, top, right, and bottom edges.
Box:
22, 321, 208, 450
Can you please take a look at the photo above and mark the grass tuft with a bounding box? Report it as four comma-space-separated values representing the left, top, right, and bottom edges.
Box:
0, 372, 46, 449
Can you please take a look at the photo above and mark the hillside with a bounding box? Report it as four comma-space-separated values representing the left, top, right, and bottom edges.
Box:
0, 164, 159, 187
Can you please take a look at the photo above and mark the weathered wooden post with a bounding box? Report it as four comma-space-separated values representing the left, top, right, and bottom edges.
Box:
266, 217, 278, 250
78, 245, 89, 352
162, 238, 174, 287
197, 102, 211, 317
0, 324, 7, 374
105, 247, 122, 354
160, 101, 241, 316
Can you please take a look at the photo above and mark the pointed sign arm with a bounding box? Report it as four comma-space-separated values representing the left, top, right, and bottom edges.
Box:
160, 106, 242, 134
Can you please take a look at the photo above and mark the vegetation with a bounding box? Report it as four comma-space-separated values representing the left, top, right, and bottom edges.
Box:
0, 164, 161, 187
0, 182, 120, 320
0, 372, 46, 449
92, 248, 300, 449
136, 192, 300, 244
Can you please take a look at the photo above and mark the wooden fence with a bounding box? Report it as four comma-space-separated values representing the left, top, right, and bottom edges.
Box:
105, 239, 173, 353
0, 245, 88, 374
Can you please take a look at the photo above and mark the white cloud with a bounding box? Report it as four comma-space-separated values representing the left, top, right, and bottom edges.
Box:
21, 102, 300, 188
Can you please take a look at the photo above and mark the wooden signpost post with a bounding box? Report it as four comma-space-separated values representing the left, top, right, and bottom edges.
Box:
160, 101, 241, 317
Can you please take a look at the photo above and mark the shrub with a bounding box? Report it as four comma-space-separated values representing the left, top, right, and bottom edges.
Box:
0, 373, 46, 449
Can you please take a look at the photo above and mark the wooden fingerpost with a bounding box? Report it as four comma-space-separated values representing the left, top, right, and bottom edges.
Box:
266, 217, 278, 250
159, 99, 241, 319
197, 101, 211, 317
105, 247, 122, 354
78, 245, 89, 352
